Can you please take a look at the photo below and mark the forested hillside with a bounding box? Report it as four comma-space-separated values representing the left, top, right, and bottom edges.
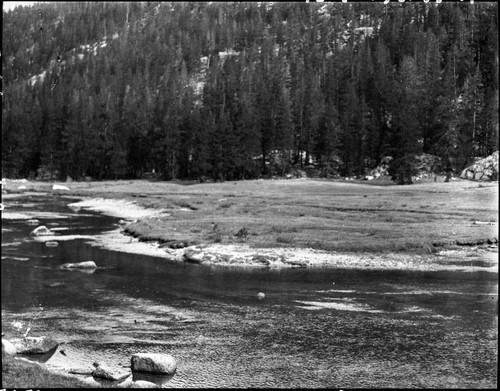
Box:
2, 1, 498, 181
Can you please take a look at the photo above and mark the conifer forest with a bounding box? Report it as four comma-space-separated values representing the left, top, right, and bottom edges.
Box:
2, 1, 499, 182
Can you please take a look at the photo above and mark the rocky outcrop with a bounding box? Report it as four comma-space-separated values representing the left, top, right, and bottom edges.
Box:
92, 362, 131, 381
58, 261, 97, 269
2, 338, 17, 357
369, 156, 393, 178
30, 226, 54, 237
460, 151, 499, 181
11, 336, 58, 354
131, 353, 177, 375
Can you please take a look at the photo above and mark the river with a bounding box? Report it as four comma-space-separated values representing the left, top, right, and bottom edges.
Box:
1, 194, 497, 388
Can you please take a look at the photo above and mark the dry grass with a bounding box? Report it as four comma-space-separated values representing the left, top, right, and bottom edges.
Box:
1, 357, 91, 388
4, 178, 498, 254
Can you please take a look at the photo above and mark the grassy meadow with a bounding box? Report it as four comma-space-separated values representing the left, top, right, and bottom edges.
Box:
7, 177, 497, 255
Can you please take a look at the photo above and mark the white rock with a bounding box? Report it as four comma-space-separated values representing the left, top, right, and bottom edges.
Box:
131, 353, 177, 375
58, 261, 97, 269
30, 226, 54, 237
2, 338, 17, 357
53, 184, 70, 190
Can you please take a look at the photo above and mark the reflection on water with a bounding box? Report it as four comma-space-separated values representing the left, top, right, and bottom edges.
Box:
1, 195, 498, 388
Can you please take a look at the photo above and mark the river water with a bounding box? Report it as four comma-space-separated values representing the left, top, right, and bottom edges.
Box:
1, 194, 497, 388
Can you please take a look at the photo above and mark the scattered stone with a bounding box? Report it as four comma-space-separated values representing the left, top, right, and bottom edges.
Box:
11, 336, 58, 354
2, 338, 17, 357
92, 363, 131, 381
131, 353, 177, 375
26, 219, 40, 225
58, 261, 97, 269
30, 225, 54, 237
45, 241, 59, 247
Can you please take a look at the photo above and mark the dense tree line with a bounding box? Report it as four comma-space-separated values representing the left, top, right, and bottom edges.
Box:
2, 1, 498, 181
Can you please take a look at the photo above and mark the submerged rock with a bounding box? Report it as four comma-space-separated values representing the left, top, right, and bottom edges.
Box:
2, 338, 17, 357
256, 292, 266, 300
11, 336, 58, 354
30, 225, 54, 237
58, 261, 97, 269
131, 353, 177, 375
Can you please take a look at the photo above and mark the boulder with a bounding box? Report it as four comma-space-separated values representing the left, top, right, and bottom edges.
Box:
46, 241, 59, 247
129, 380, 158, 388
92, 363, 131, 381
30, 226, 54, 237
460, 151, 499, 181
2, 338, 17, 357
11, 336, 58, 354
58, 261, 97, 269
53, 184, 70, 191
131, 353, 177, 375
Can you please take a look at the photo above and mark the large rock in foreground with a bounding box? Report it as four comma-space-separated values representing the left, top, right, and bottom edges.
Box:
131, 353, 177, 375
460, 151, 499, 181
30, 226, 54, 237
11, 336, 58, 354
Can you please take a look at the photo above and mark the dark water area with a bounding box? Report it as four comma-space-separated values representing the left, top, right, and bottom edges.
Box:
1, 195, 498, 388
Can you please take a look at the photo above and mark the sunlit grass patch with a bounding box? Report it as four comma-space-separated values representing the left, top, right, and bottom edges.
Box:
1, 357, 91, 388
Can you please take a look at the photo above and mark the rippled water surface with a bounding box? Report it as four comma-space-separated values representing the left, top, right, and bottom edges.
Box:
2, 195, 498, 388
